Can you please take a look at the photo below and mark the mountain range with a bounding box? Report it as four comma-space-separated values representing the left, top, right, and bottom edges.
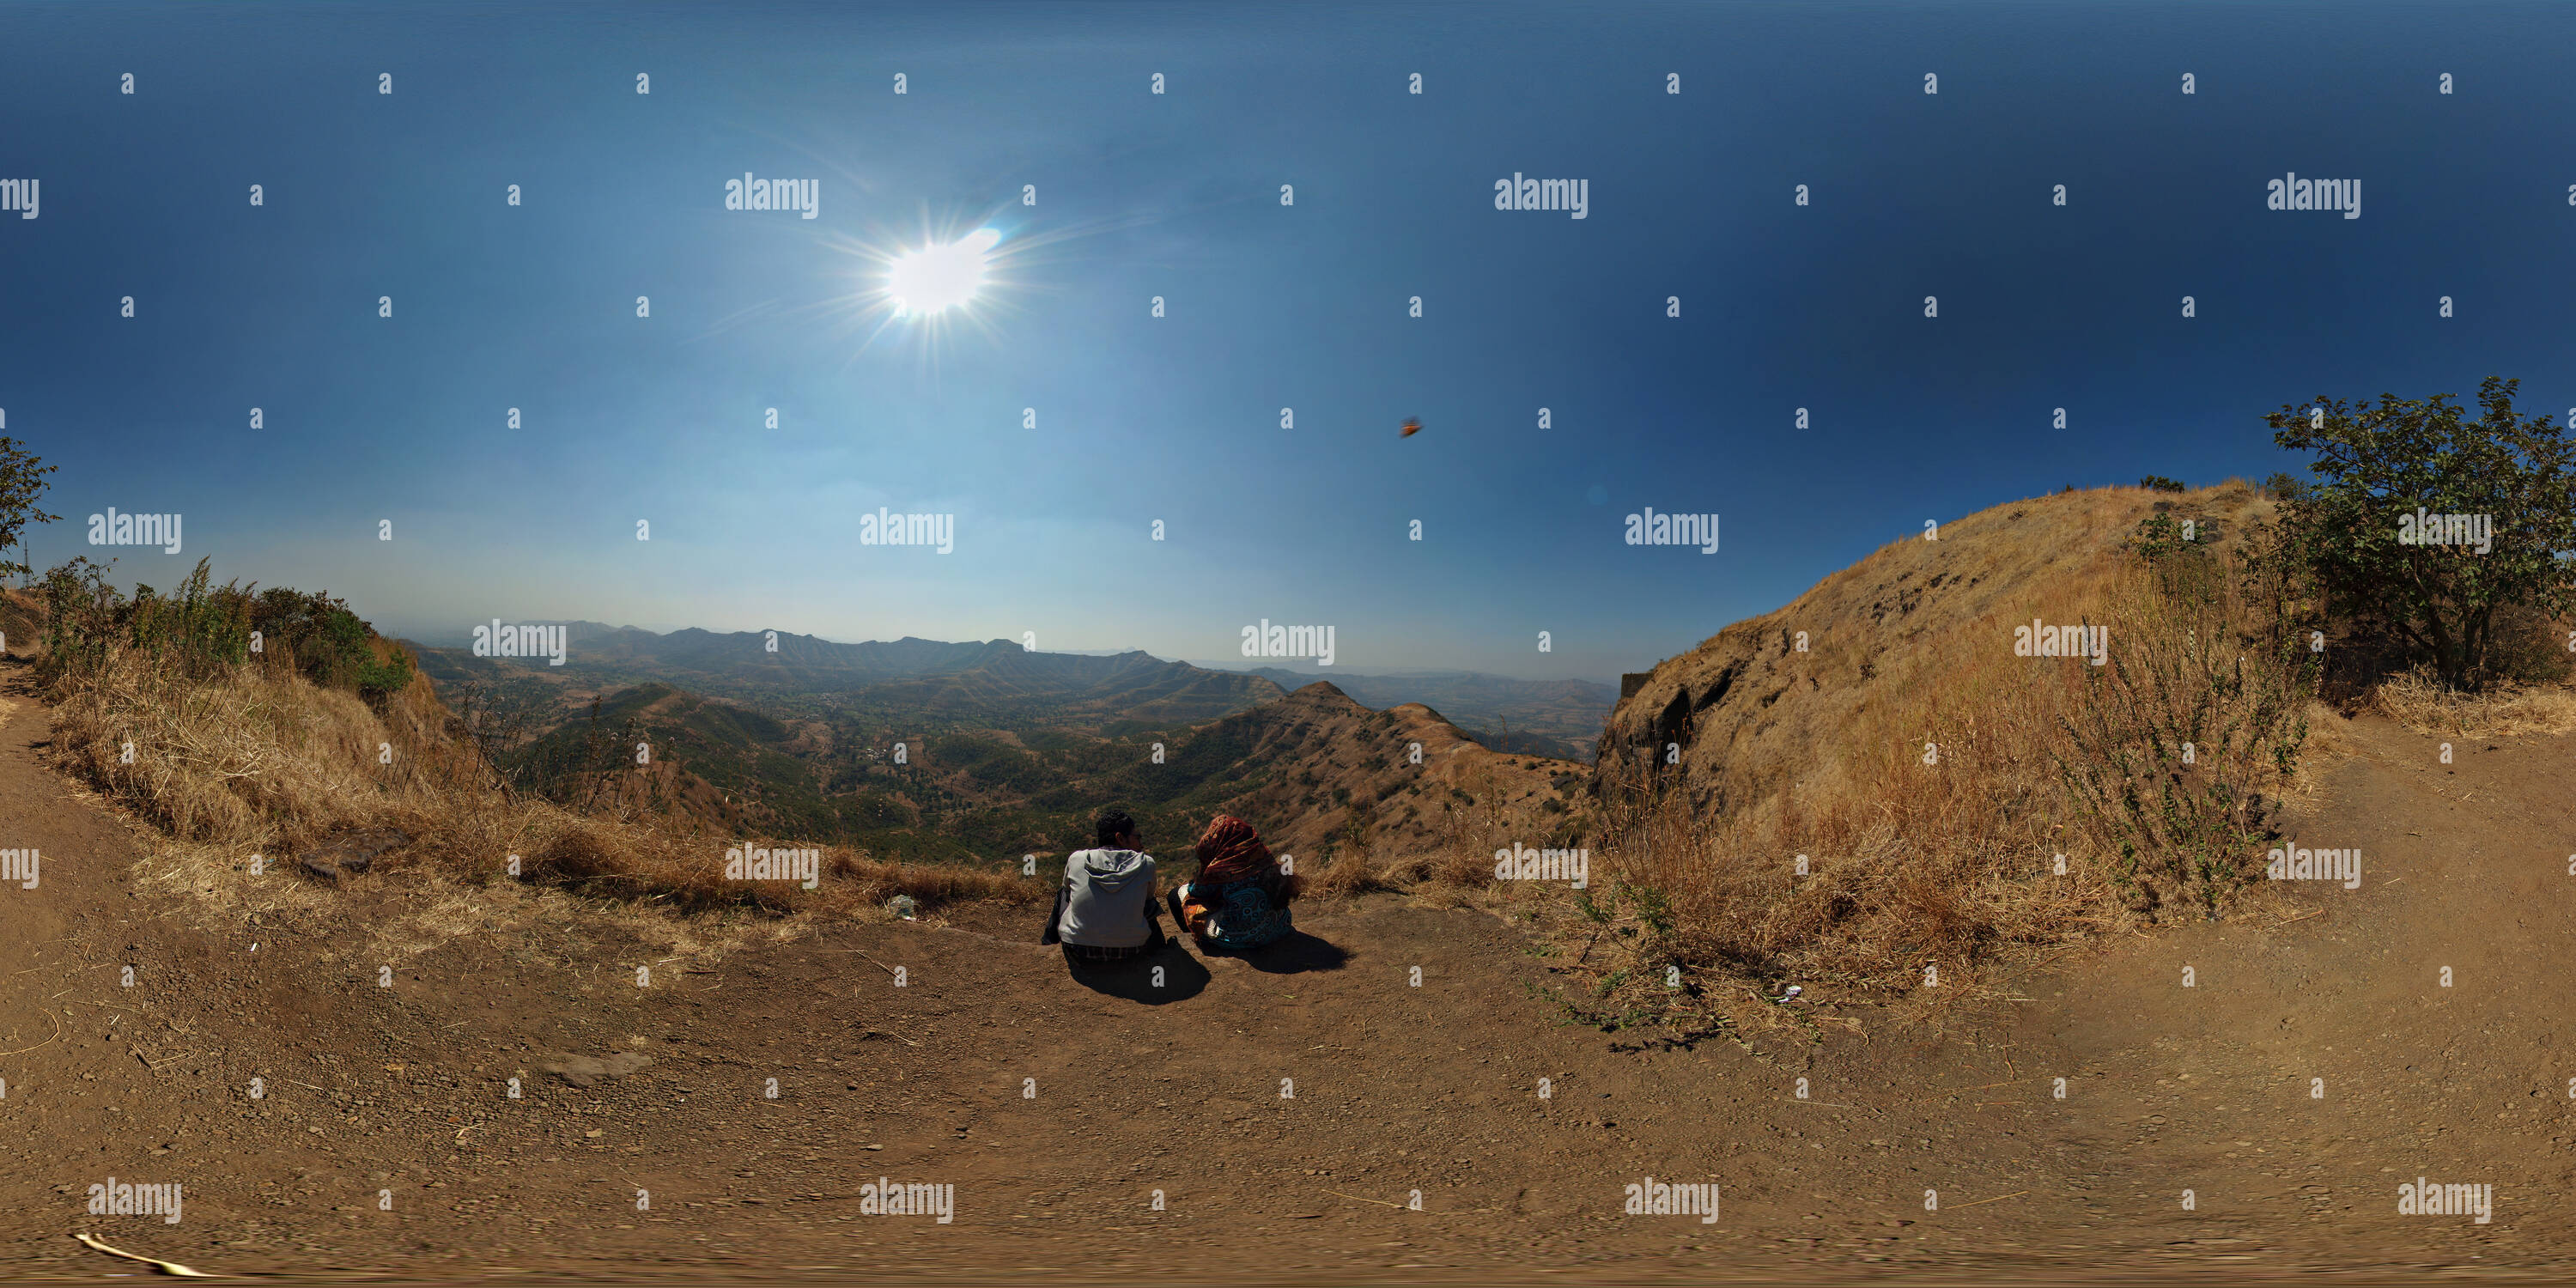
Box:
402, 624, 1607, 863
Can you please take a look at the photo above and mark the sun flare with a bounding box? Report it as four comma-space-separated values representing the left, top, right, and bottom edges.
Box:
888, 228, 1000, 317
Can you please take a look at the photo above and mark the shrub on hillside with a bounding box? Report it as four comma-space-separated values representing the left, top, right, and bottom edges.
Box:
248, 585, 416, 697
2262, 377, 2576, 690
51, 640, 459, 851
2054, 514, 2316, 919
36, 558, 413, 700
41, 557, 251, 679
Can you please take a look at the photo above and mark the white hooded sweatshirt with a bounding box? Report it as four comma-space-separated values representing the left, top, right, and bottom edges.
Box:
1057, 848, 1157, 948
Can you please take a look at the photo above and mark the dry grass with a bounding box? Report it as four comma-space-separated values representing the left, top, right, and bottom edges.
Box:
1593, 634, 2137, 998
52, 647, 459, 850
1307, 757, 1576, 897
1564, 483, 2317, 1029
2369, 665, 2576, 738
48, 646, 1034, 939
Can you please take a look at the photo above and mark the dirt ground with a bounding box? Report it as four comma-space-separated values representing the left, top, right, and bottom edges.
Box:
3, 651, 2573, 1284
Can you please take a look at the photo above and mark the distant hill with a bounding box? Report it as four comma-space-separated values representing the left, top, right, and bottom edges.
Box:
407, 627, 1285, 733
489, 679, 932, 847
1029, 680, 1587, 865
864, 643, 1290, 730
410, 626, 1609, 758
1224, 666, 1615, 760
414, 623, 1116, 694
482, 672, 1582, 870
556, 623, 997, 688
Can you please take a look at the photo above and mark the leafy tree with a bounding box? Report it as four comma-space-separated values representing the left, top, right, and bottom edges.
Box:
2139, 475, 2187, 493
2263, 377, 2576, 688
0, 438, 61, 584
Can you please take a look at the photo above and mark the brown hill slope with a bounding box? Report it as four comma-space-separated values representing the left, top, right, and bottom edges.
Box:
1578, 482, 2313, 995
1598, 481, 2275, 815
1185, 680, 1584, 868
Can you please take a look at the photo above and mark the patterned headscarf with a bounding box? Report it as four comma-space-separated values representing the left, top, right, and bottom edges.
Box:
1192, 814, 1275, 888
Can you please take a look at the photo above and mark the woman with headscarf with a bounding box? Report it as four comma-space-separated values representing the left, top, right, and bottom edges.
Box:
1170, 814, 1300, 951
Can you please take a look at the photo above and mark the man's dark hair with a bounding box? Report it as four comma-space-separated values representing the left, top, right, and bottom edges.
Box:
1094, 807, 1137, 848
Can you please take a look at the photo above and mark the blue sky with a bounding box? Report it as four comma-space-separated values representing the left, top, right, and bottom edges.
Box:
4, 0, 2573, 681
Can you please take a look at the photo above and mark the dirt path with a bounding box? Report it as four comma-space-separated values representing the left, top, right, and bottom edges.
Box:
0, 659, 2568, 1282
2014, 714, 2576, 1265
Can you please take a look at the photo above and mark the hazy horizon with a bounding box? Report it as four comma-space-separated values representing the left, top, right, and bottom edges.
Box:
386, 613, 1626, 686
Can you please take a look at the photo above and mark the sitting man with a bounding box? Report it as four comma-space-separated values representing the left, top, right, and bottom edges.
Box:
1041, 807, 1168, 963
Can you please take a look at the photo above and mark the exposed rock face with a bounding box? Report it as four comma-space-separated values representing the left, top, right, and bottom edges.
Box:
1596, 619, 1804, 819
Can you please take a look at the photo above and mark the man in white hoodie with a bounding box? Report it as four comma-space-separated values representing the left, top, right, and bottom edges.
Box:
1042, 807, 1169, 963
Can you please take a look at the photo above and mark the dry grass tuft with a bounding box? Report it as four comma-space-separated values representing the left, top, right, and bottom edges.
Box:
52, 648, 456, 851
2369, 665, 2576, 738
48, 643, 1035, 940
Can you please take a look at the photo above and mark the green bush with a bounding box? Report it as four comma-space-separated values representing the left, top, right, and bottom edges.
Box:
38, 556, 410, 701
41, 557, 250, 679
2263, 377, 2576, 689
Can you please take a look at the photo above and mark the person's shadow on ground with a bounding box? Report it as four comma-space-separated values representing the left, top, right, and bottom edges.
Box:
1064, 941, 1211, 1004
1204, 929, 1349, 975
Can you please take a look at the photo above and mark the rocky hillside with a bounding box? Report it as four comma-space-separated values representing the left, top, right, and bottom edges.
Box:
1596, 482, 2276, 817
1182, 680, 1584, 863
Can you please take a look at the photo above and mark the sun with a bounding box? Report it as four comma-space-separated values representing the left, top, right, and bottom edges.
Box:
888, 228, 1000, 317
805, 214, 1087, 362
